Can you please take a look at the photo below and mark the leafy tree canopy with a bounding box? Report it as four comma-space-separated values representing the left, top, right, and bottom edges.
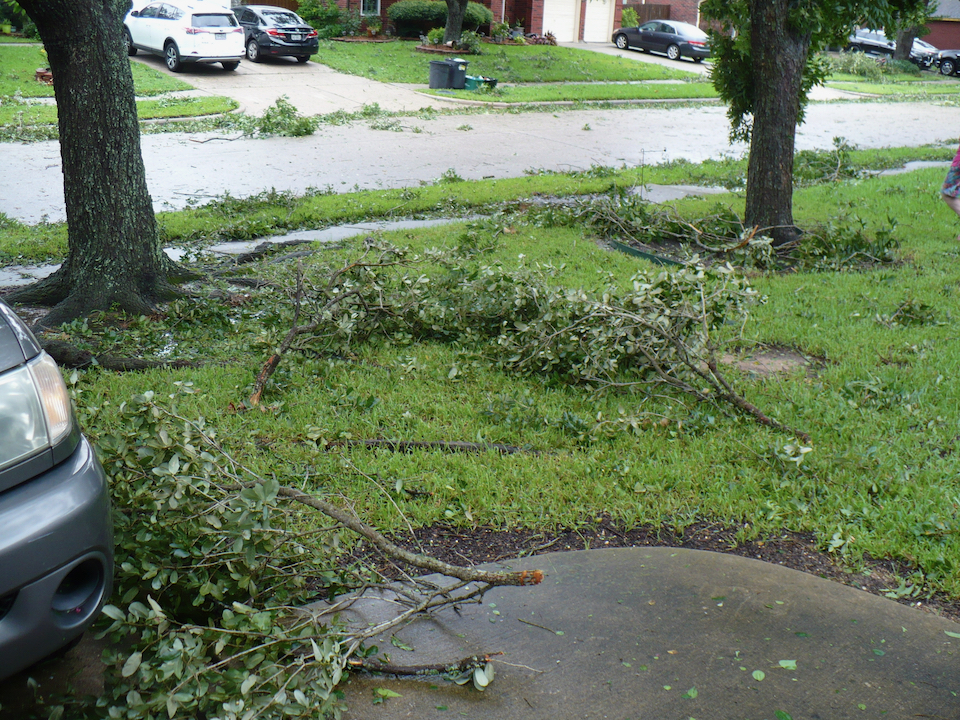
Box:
702, 0, 928, 141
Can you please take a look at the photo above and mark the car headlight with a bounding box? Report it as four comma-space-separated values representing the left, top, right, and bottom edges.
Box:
0, 352, 73, 473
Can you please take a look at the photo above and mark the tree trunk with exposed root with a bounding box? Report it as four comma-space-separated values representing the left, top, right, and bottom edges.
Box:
9, 0, 188, 326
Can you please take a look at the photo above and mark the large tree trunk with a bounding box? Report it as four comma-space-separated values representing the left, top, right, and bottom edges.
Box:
744, 0, 811, 245
443, 0, 468, 43
894, 27, 918, 61
8, 0, 184, 326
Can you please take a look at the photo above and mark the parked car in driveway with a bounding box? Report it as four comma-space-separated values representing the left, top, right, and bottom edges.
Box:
846, 28, 938, 69
233, 5, 319, 63
0, 299, 113, 681
912, 38, 939, 69
124, 0, 245, 72
938, 49, 960, 76
612, 20, 710, 63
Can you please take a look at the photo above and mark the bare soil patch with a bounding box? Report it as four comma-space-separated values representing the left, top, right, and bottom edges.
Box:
356, 518, 960, 623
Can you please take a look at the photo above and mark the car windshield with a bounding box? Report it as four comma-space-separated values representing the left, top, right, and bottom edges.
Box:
263, 10, 304, 25
192, 13, 237, 27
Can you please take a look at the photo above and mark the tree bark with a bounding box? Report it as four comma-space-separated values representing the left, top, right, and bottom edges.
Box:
8, 0, 185, 326
894, 27, 918, 61
744, 0, 811, 245
443, 0, 468, 43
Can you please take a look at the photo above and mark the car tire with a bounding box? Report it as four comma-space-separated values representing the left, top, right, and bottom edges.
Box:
614, 34, 628, 50
694, 57, 703, 63
124, 28, 137, 56
246, 38, 261, 62
296, 55, 309, 63
164, 42, 182, 72
941, 59, 956, 76
848, 44, 863, 52
666, 43, 681, 61
222, 61, 239, 71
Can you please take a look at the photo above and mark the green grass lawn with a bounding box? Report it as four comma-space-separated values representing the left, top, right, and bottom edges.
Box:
826, 79, 960, 96
313, 39, 699, 84
0, 45, 195, 97
0, 44, 234, 131
427, 80, 718, 103
6, 143, 960, 599
0, 95, 238, 127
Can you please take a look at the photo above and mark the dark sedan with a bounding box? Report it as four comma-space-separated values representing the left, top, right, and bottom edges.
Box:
233, 5, 319, 63
612, 20, 710, 63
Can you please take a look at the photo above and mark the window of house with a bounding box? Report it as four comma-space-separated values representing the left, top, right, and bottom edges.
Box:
361, 0, 380, 16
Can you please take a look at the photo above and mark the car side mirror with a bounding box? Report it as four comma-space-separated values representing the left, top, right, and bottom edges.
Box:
130, 9, 140, 16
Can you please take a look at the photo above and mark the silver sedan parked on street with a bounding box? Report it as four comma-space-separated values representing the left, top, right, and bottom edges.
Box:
0, 299, 113, 681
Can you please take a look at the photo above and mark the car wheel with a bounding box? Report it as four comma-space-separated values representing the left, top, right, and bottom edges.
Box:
694, 57, 703, 63
941, 59, 956, 76
124, 28, 137, 56
222, 61, 239, 71
164, 42, 182, 72
296, 55, 309, 64
666, 44, 681, 61
246, 38, 261, 62
614, 34, 628, 50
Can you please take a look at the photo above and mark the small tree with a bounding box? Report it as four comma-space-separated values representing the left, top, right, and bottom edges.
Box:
702, 0, 926, 245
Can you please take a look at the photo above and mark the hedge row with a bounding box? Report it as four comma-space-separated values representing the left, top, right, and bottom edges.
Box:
386, 0, 494, 36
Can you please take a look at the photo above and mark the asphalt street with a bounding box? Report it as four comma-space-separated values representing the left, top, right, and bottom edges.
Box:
3, 43, 959, 223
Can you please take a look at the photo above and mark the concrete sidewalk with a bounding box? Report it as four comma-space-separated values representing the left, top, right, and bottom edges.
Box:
132, 51, 437, 116
336, 548, 960, 719
4, 548, 957, 719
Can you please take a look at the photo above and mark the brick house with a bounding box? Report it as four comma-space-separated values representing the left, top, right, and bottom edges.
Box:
927, 0, 960, 50
238, 0, 625, 42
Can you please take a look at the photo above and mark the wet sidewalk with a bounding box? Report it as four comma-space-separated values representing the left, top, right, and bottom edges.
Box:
3, 547, 958, 718
336, 548, 960, 719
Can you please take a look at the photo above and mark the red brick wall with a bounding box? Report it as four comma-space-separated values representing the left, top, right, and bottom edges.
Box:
925, 20, 960, 50
664, 0, 700, 25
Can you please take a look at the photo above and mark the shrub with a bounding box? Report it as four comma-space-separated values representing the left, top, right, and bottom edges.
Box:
620, 6, 639, 27
457, 29, 482, 54
296, 0, 348, 38
824, 50, 920, 80
387, 0, 493, 37
491, 20, 510, 41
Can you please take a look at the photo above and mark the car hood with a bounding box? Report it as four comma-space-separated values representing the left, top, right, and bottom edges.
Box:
0, 301, 41, 373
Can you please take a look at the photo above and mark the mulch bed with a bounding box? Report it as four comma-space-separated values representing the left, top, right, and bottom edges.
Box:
352, 517, 960, 623
331, 36, 396, 43
414, 44, 468, 54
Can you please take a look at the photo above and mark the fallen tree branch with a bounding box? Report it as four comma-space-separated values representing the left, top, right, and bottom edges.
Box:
276, 485, 544, 588
326, 438, 538, 456
41, 339, 197, 372
347, 652, 502, 676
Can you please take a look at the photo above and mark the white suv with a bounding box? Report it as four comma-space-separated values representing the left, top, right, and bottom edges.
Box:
124, 1, 245, 72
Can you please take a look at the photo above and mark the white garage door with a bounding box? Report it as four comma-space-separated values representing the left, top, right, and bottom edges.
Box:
582, 0, 613, 43
541, 0, 578, 42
